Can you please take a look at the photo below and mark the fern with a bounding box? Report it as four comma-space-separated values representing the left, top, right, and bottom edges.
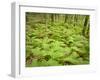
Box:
26, 13, 90, 67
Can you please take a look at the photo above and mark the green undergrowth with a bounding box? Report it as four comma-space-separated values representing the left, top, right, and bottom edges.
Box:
26, 13, 89, 67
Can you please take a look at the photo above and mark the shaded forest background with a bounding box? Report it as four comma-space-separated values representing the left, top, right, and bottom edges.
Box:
26, 12, 90, 67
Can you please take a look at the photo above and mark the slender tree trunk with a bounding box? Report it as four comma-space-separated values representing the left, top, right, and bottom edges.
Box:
82, 16, 89, 36
64, 15, 68, 23
74, 15, 78, 26
51, 14, 54, 23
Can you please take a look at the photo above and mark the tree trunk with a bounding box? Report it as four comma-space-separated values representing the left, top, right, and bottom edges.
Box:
82, 16, 89, 36
64, 15, 68, 23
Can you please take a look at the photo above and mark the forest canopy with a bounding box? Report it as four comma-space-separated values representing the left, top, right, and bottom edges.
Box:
25, 12, 90, 67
